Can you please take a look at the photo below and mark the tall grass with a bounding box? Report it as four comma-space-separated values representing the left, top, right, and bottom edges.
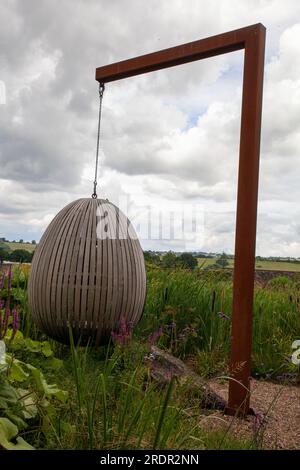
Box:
140, 267, 300, 379
4, 264, 299, 450
59, 340, 259, 449
63, 337, 211, 450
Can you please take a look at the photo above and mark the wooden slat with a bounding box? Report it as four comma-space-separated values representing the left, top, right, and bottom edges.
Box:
96, 200, 109, 343
52, 199, 86, 340
29, 198, 146, 345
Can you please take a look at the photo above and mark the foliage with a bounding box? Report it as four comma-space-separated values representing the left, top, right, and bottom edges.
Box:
178, 252, 198, 270
140, 267, 300, 380
1, 263, 299, 450
0, 245, 10, 264
215, 252, 229, 269
161, 251, 179, 269
0, 269, 68, 450
0, 418, 34, 450
144, 251, 161, 265
0, 330, 68, 450
267, 275, 294, 290
56, 335, 255, 450
8, 249, 33, 263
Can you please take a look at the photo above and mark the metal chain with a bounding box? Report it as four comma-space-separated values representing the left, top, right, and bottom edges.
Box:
92, 82, 105, 199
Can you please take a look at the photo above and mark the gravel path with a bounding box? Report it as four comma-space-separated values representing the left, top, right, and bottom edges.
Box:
206, 378, 300, 449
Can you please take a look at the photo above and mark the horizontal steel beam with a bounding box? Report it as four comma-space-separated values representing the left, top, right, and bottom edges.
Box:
95, 23, 264, 83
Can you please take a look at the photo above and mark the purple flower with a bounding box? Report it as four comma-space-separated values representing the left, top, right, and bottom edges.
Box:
217, 311, 230, 321
111, 317, 133, 346
0, 300, 4, 310
7, 269, 12, 292
0, 273, 5, 291
164, 322, 176, 331
148, 327, 163, 346
3, 308, 10, 332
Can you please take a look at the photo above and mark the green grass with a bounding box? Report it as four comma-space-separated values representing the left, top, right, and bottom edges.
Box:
197, 257, 300, 272
140, 267, 300, 379
255, 260, 300, 272
27, 342, 258, 450
3, 241, 36, 253
2, 263, 299, 450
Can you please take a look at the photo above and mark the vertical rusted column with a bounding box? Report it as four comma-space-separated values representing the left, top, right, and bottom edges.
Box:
227, 25, 266, 416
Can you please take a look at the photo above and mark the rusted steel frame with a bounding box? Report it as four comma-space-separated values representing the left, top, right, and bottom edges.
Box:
95, 24, 266, 416
95, 24, 263, 83
227, 25, 266, 416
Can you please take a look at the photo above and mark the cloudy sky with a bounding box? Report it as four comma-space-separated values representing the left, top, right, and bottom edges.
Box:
1, 0, 300, 255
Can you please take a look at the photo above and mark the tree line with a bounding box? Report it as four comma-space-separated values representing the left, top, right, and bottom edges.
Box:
144, 251, 230, 270
0, 245, 34, 264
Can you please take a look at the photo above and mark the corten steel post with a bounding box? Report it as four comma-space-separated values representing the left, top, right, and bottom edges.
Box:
95, 23, 266, 415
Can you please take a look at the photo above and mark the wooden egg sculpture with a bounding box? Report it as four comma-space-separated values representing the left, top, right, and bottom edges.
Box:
28, 198, 146, 345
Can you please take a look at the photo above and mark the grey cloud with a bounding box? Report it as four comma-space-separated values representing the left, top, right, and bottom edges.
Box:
1, 0, 300, 255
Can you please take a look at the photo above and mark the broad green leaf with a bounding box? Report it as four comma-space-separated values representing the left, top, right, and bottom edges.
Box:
0, 381, 20, 402
4, 411, 27, 431
0, 417, 34, 450
26, 364, 68, 403
5, 329, 23, 343
41, 341, 53, 357
0, 364, 7, 374
7, 359, 29, 382
23, 338, 53, 357
17, 388, 38, 419
0, 398, 8, 409
46, 357, 64, 370
0, 417, 18, 442
12, 436, 35, 450
24, 338, 40, 352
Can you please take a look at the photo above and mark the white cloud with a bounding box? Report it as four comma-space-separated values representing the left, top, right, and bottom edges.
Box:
1, 1, 300, 255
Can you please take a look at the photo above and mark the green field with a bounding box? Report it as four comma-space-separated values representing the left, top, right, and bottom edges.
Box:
197, 257, 300, 272
2, 244, 300, 272
2, 241, 36, 253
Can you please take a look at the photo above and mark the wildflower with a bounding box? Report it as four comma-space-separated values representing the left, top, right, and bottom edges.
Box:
111, 317, 133, 346
217, 311, 230, 321
148, 327, 163, 346
0, 272, 5, 290
3, 308, 9, 335
7, 269, 12, 292
164, 321, 176, 332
